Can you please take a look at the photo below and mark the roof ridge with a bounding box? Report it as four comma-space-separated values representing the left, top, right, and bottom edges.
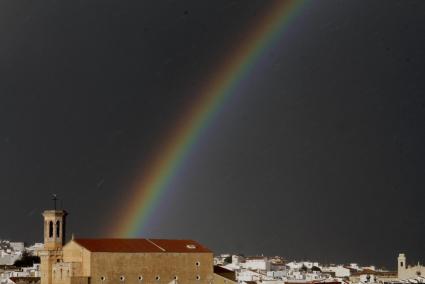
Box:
146, 239, 166, 252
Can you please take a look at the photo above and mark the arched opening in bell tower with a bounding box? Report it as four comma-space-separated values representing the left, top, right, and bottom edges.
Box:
49, 221, 54, 238
56, 220, 61, 238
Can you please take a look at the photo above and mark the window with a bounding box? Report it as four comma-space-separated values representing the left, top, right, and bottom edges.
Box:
49, 221, 54, 238
119, 276, 125, 282
100, 276, 106, 281
173, 276, 178, 280
56, 221, 61, 238
138, 276, 143, 281
155, 276, 160, 281
196, 275, 201, 280
401, 262, 404, 267
195, 261, 200, 267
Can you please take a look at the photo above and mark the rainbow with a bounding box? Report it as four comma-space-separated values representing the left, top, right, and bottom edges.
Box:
113, 0, 307, 237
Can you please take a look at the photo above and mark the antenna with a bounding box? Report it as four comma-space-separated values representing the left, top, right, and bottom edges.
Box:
52, 194, 58, 211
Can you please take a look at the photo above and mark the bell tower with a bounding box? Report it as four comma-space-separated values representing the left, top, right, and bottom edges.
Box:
43, 210, 67, 250
398, 253, 407, 279
40, 195, 68, 284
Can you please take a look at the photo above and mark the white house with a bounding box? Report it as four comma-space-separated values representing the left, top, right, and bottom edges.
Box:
242, 256, 270, 271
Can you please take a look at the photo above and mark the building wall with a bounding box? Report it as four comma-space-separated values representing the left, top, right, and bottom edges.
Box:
69, 277, 89, 284
398, 265, 425, 280
325, 266, 350, 277
61, 241, 91, 277
90, 251, 213, 284
243, 258, 270, 271
0, 254, 20, 266
40, 250, 63, 284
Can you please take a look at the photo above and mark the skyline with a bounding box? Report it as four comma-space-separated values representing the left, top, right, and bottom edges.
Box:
0, 0, 424, 269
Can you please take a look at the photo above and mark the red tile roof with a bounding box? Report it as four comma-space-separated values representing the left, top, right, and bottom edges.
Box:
73, 238, 211, 253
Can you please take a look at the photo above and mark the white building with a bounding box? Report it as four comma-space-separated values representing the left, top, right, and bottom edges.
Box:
242, 256, 271, 271
286, 261, 320, 270
0, 252, 21, 266
322, 265, 351, 277
9, 243, 24, 253
237, 269, 272, 282
26, 244, 44, 256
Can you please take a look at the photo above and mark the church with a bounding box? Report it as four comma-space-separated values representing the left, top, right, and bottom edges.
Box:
39, 208, 214, 284
397, 253, 425, 280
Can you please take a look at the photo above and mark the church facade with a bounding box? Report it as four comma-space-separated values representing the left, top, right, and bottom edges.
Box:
39, 209, 214, 284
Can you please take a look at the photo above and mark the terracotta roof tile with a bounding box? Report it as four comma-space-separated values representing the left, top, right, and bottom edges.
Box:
73, 238, 211, 253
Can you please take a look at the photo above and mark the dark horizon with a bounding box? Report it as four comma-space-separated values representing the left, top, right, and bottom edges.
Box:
1, 0, 424, 269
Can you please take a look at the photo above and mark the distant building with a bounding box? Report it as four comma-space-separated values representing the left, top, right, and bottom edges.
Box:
397, 253, 425, 280
349, 268, 397, 283
214, 254, 231, 266
322, 266, 350, 278
236, 269, 267, 282
0, 241, 23, 266
9, 245, 24, 254
0, 254, 20, 266
243, 256, 270, 271
26, 244, 44, 257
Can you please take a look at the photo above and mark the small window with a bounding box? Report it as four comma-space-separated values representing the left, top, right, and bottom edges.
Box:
155, 276, 160, 281
138, 276, 143, 281
195, 261, 200, 267
401, 262, 404, 267
100, 276, 106, 281
196, 275, 201, 280
173, 276, 178, 280
119, 276, 125, 281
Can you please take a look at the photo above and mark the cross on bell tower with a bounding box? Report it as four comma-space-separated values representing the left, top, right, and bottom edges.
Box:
42, 195, 67, 250
52, 194, 57, 211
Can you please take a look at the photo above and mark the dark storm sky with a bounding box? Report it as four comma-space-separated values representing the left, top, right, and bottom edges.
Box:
1, 0, 424, 268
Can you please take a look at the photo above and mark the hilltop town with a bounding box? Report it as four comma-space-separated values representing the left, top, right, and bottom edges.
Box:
1, 208, 424, 284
